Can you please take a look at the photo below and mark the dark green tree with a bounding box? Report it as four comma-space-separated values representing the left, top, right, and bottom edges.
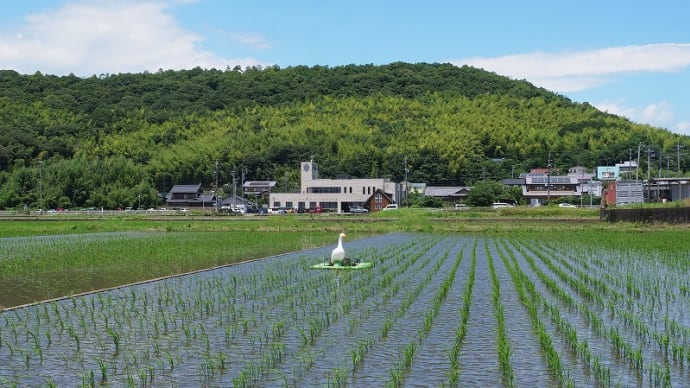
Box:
467, 181, 506, 207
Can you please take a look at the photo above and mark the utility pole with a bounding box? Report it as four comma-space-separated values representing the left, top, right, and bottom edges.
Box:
241, 167, 247, 197
404, 156, 409, 207
232, 168, 237, 212
636, 142, 642, 182
214, 159, 220, 211
547, 152, 552, 204
677, 139, 685, 174
647, 146, 652, 181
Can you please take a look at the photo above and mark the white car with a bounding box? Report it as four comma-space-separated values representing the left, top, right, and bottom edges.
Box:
558, 203, 577, 208
491, 202, 513, 209
383, 204, 399, 211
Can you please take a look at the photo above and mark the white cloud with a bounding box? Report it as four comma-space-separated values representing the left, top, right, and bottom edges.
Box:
451, 44, 690, 135
675, 121, 690, 136
450, 43, 690, 93
595, 99, 690, 135
0, 0, 267, 76
595, 100, 638, 120
639, 102, 674, 126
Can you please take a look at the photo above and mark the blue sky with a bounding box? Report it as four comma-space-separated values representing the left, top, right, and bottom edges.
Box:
2, 1, 690, 135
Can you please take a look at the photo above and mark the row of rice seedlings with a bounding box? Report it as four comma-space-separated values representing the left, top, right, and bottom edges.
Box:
513, 239, 676, 386
385, 240, 465, 387
530, 239, 690, 367
535, 242, 625, 309
485, 239, 513, 387
543, 235, 688, 327
1, 237, 357, 385
496, 240, 596, 385
545, 243, 680, 347
287, 237, 447, 386
506, 252, 616, 388
511, 242, 624, 376
194, 247, 373, 384
525, 243, 605, 309
494, 239, 574, 387
278, 236, 442, 386
302, 236, 447, 386
445, 238, 477, 386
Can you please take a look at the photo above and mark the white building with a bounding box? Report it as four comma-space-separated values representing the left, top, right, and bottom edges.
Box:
269, 161, 400, 213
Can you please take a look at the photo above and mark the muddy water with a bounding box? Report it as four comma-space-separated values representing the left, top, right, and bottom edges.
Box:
405, 240, 468, 386
301, 236, 458, 387
488, 239, 559, 387
513, 240, 650, 387
539, 241, 690, 387
3, 233, 687, 387
456, 238, 502, 386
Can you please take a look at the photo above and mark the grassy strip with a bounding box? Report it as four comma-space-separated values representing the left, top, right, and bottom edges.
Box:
0, 230, 338, 308
2, 213, 689, 310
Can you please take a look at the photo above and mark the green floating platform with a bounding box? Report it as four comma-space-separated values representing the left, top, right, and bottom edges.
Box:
311, 260, 373, 270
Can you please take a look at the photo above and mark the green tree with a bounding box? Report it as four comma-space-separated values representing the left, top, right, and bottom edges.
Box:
467, 181, 506, 207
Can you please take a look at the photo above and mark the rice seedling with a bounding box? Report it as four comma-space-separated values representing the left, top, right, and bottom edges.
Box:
2, 228, 690, 386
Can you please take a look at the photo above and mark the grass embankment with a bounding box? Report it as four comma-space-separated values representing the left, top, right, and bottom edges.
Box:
0, 208, 687, 309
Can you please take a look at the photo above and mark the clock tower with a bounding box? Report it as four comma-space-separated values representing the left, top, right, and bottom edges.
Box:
301, 160, 318, 189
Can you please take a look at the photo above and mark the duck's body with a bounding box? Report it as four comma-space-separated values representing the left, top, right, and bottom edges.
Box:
330, 232, 346, 265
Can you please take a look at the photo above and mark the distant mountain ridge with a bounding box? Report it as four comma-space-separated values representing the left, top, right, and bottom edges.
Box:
0, 62, 684, 210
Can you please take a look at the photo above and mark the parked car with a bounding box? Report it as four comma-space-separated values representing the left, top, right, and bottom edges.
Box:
491, 202, 513, 209
559, 203, 577, 208
350, 205, 368, 214
383, 204, 399, 211
454, 204, 469, 210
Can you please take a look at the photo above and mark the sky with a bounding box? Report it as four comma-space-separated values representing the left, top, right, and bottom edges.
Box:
2, 0, 690, 135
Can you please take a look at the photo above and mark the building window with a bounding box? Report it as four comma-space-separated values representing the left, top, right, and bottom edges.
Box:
321, 202, 337, 211
374, 192, 383, 210
310, 187, 341, 194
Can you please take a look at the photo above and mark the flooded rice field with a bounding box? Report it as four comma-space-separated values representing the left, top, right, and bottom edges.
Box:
1, 232, 688, 386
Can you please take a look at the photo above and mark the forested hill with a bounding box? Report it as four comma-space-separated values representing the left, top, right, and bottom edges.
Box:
0, 62, 685, 210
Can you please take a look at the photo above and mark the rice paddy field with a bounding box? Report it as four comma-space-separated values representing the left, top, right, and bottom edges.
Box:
1, 212, 690, 387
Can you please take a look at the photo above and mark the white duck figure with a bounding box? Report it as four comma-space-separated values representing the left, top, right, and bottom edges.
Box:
330, 232, 347, 265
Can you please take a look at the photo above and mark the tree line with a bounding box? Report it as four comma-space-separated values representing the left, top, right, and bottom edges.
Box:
0, 62, 686, 210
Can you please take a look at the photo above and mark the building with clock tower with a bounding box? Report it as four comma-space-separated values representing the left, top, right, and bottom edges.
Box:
269, 160, 401, 213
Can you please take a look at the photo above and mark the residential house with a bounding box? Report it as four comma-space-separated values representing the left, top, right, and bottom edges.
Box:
166, 184, 218, 208
363, 189, 395, 212
424, 186, 471, 203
